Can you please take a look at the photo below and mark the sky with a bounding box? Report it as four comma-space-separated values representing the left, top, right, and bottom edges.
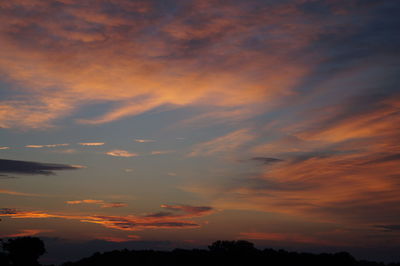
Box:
0, 0, 399, 264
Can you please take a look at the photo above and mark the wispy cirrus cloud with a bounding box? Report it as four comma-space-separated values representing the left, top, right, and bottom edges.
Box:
78, 142, 105, 146
0, 204, 214, 231
0, 189, 41, 197
202, 95, 400, 227
250, 157, 284, 165
0, 0, 346, 129
151, 150, 174, 155
106, 150, 138, 157
25, 144, 69, 148
66, 199, 127, 208
160, 204, 214, 217
1, 229, 53, 238
189, 129, 255, 157
134, 139, 155, 143
0, 158, 83, 176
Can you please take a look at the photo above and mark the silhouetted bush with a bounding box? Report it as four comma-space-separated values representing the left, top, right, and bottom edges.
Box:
1, 236, 45, 266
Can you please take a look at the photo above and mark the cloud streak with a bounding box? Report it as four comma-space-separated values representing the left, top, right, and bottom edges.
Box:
25, 144, 69, 148
106, 150, 138, 157
66, 199, 127, 208
0, 204, 214, 231
78, 142, 105, 146
0, 159, 83, 175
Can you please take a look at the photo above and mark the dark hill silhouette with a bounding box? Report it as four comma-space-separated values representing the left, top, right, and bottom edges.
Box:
1, 238, 400, 266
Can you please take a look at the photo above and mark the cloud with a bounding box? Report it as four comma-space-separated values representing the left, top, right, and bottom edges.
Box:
0, 0, 335, 128
160, 204, 214, 217
0, 189, 40, 197
66, 199, 127, 208
0, 147, 9, 150
96, 235, 141, 243
145, 212, 174, 218
78, 142, 105, 146
189, 129, 255, 157
100, 203, 128, 208
134, 139, 155, 143
66, 199, 104, 205
202, 95, 400, 226
0, 204, 214, 231
151, 150, 174, 155
250, 157, 284, 165
2, 229, 53, 238
106, 150, 138, 157
374, 225, 400, 232
25, 144, 69, 148
0, 158, 83, 175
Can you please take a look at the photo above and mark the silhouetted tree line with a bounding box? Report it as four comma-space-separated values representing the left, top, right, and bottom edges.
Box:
1, 237, 400, 266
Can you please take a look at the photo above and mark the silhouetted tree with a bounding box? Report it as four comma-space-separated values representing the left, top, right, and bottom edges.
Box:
2, 237, 45, 266
208, 240, 256, 253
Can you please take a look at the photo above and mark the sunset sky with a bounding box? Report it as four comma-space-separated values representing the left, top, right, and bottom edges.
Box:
1, 0, 399, 264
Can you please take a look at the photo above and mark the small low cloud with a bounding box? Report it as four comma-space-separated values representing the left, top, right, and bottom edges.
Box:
96, 235, 141, 242
124, 168, 134, 172
151, 150, 174, 155
78, 142, 105, 146
2, 229, 53, 237
106, 150, 138, 157
0, 158, 83, 175
25, 144, 69, 148
160, 204, 214, 217
66, 199, 127, 208
134, 139, 155, 143
55, 149, 77, 154
251, 157, 283, 165
375, 225, 400, 231
0, 147, 9, 150
0, 189, 40, 197
101, 202, 128, 208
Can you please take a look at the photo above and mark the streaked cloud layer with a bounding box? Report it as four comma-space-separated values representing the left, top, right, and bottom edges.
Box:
0, 204, 214, 231
0, 0, 399, 260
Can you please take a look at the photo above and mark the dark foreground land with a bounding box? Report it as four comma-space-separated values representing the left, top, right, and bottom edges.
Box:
1, 237, 399, 266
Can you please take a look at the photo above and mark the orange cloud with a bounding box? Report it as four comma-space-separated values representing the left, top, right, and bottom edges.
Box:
25, 144, 69, 148
0, 204, 214, 232
0, 0, 321, 129
151, 150, 174, 155
106, 150, 138, 157
0, 189, 40, 197
66, 199, 127, 208
78, 142, 105, 146
134, 139, 155, 143
96, 235, 141, 243
2, 229, 53, 238
0, 146, 9, 150
206, 97, 400, 226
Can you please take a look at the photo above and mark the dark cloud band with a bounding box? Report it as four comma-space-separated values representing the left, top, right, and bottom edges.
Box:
0, 159, 82, 175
